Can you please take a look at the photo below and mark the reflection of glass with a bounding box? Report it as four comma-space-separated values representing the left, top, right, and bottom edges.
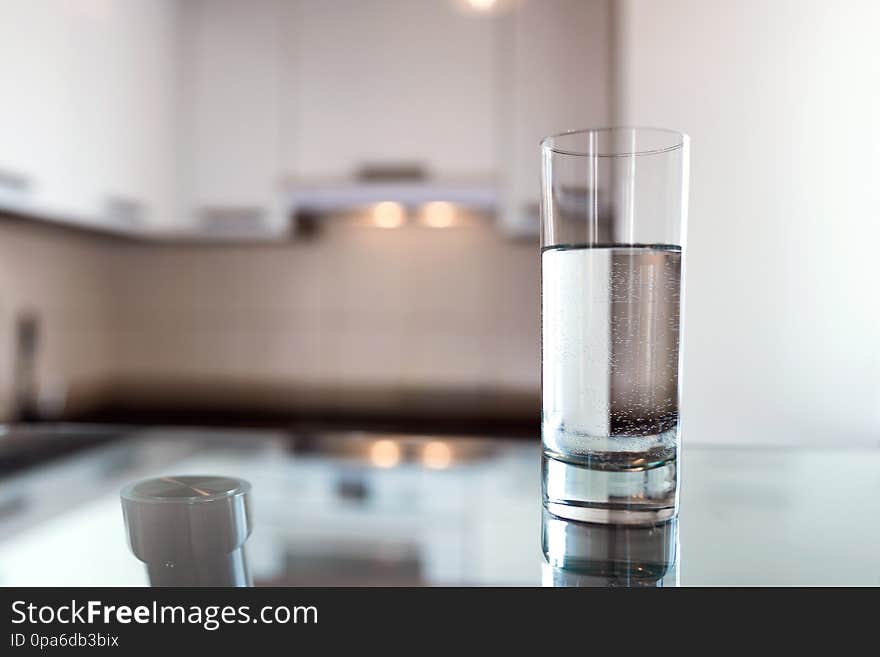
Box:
540, 128, 689, 524
121, 475, 253, 587
541, 508, 678, 587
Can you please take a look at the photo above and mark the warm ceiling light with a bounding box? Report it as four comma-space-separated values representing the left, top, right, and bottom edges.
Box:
420, 201, 457, 228
467, 0, 497, 11
370, 439, 401, 468
455, 0, 508, 15
371, 201, 406, 228
423, 441, 453, 470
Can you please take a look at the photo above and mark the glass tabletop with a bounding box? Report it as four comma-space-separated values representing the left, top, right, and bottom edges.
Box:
0, 426, 877, 586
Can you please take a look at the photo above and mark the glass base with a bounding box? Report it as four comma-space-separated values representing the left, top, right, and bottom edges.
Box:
542, 448, 678, 525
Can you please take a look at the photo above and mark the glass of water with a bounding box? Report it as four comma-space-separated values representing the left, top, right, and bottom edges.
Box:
540, 127, 689, 525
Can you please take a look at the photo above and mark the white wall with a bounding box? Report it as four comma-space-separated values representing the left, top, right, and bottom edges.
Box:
615, 0, 880, 445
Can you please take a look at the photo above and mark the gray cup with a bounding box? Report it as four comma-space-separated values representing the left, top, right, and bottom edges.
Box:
121, 475, 253, 587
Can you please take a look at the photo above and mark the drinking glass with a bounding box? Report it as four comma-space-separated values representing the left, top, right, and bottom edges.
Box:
540, 127, 689, 524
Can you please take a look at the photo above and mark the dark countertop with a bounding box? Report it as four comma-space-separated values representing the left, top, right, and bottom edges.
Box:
60, 377, 540, 437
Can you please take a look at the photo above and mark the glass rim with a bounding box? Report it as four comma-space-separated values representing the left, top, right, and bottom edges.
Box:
541, 126, 689, 158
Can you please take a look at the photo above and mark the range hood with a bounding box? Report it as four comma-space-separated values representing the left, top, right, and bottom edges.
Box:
287, 164, 498, 217
288, 180, 499, 216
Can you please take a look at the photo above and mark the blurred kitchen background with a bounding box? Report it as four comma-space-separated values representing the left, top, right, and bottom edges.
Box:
0, 0, 878, 446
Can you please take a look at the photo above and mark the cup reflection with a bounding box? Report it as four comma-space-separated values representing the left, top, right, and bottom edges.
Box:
541, 507, 679, 587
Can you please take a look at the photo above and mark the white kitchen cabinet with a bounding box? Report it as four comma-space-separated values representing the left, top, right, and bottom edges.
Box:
178, 0, 286, 236
499, 0, 612, 236
86, 1, 179, 233
282, 0, 499, 182
0, 0, 612, 237
0, 1, 75, 218
0, 0, 178, 232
